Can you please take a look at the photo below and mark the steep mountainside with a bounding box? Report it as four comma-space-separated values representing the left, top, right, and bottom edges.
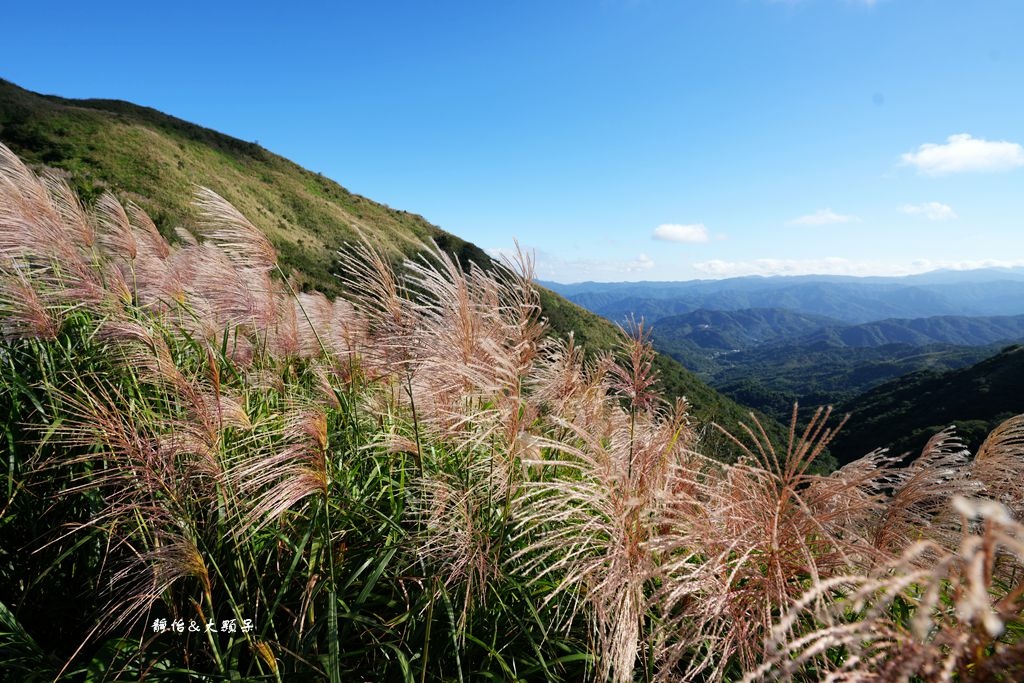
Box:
0, 78, 776, 445
829, 345, 1024, 466
650, 308, 1012, 424
710, 342, 997, 423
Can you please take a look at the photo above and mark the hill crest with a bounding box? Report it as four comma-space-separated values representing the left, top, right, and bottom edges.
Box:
0, 77, 779, 448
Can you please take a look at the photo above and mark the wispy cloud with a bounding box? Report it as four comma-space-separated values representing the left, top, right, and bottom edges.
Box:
899, 201, 957, 221
629, 253, 655, 271
486, 246, 654, 281
901, 133, 1024, 175
652, 223, 710, 243
786, 208, 859, 227
693, 257, 1024, 278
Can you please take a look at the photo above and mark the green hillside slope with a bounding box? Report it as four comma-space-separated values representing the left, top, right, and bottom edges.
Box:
712, 342, 997, 423
0, 77, 486, 295
0, 77, 777, 448
830, 344, 1024, 466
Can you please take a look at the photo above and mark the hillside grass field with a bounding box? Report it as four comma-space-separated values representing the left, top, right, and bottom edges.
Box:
3, 141, 1024, 680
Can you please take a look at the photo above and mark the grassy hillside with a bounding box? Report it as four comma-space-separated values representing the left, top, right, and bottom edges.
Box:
0, 77, 484, 295
830, 344, 1024, 466
5, 143, 1024, 680
0, 77, 776, 446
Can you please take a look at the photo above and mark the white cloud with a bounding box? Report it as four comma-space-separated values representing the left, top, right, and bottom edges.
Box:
901, 133, 1024, 175
693, 257, 1024, 278
786, 208, 859, 227
695, 257, 869, 277
652, 223, 710, 243
486, 246, 655, 281
633, 253, 655, 270
899, 201, 957, 221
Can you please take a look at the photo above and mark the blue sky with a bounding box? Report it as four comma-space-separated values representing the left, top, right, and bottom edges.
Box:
3, 0, 1023, 282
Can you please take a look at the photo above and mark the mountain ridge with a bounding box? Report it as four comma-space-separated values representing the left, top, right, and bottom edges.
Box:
544, 275, 1024, 324
829, 344, 1024, 466
653, 308, 1024, 354
538, 266, 1024, 289
0, 77, 778, 450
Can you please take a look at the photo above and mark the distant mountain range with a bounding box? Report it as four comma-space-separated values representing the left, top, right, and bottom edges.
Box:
652, 309, 1024, 356
650, 308, 835, 351
648, 308, 1020, 421
801, 313, 1024, 347
542, 272, 1024, 324
654, 310, 1022, 467
547, 278, 1024, 445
